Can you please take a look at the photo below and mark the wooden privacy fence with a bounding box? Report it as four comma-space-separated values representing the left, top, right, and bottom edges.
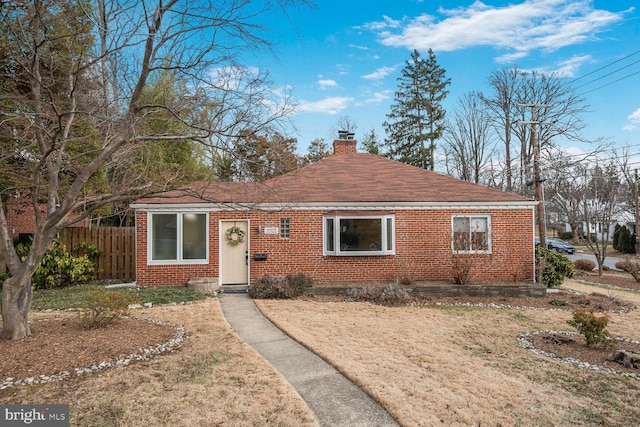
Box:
59, 227, 136, 281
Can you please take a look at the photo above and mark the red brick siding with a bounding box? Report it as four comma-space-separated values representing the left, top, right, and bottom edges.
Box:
135, 208, 534, 287
5, 196, 90, 242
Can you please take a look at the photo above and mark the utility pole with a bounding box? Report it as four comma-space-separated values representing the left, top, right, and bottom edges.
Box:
635, 169, 640, 255
519, 103, 551, 248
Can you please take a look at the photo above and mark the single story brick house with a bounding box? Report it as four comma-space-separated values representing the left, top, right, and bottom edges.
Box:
131, 136, 537, 288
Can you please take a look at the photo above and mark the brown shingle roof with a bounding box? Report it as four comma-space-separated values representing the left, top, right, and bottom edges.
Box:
260, 152, 529, 203
135, 152, 531, 205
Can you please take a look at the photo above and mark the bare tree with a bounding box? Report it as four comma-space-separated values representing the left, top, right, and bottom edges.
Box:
480, 67, 592, 194
329, 115, 358, 140
479, 67, 521, 192
0, 0, 306, 340
442, 92, 494, 184
579, 161, 624, 277
616, 148, 640, 254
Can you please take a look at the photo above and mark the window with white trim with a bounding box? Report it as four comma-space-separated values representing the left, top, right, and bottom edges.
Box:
452, 215, 490, 253
323, 214, 395, 256
149, 213, 208, 263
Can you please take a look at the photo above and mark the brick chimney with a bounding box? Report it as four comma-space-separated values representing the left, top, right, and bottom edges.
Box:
333, 131, 357, 154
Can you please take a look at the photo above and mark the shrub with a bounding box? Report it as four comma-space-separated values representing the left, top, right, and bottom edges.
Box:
248, 273, 313, 299
557, 231, 574, 241
76, 285, 140, 329
535, 246, 574, 288
567, 309, 614, 347
549, 299, 567, 306
346, 284, 411, 306
285, 273, 313, 296
395, 260, 417, 286
450, 253, 474, 285
613, 224, 636, 254
15, 239, 98, 289
573, 258, 596, 272
615, 256, 640, 283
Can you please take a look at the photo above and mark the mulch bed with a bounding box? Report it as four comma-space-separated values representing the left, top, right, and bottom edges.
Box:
0, 317, 175, 381
531, 332, 640, 377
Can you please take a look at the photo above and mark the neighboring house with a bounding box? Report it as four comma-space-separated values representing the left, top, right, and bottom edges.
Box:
548, 195, 633, 241
131, 136, 537, 288
3, 193, 89, 244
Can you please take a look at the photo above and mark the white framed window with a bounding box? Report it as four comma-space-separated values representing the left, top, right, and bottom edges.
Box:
323, 214, 395, 256
452, 215, 491, 253
149, 212, 208, 263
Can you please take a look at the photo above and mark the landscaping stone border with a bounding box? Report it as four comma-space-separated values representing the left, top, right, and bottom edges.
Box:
518, 330, 640, 380
0, 317, 187, 390
308, 284, 547, 298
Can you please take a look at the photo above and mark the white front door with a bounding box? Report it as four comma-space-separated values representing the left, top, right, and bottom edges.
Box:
220, 220, 249, 285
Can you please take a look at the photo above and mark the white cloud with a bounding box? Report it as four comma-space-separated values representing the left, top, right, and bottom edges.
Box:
624, 107, 640, 131
362, 91, 392, 105
520, 54, 592, 76
360, 15, 401, 31
318, 79, 338, 90
551, 55, 592, 77
349, 44, 369, 50
362, 65, 396, 80
296, 97, 354, 115
367, 0, 629, 61
495, 51, 529, 64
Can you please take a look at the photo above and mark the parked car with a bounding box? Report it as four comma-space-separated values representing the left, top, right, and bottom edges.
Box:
535, 237, 575, 254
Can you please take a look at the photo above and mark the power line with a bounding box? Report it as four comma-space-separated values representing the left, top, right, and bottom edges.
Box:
569, 49, 640, 97
572, 49, 640, 83
579, 69, 640, 96
575, 57, 640, 90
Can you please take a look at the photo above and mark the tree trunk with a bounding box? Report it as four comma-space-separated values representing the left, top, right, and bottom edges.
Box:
1, 276, 33, 340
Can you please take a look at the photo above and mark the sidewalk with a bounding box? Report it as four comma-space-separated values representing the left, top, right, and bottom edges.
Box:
218, 293, 399, 427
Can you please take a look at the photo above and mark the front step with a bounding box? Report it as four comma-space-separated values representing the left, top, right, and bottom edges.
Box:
219, 284, 249, 294
186, 277, 218, 293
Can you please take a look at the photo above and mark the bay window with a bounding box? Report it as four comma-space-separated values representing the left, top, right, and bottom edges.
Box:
324, 214, 395, 256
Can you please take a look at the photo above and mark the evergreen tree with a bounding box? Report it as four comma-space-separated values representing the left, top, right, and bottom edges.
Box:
383, 49, 451, 170
303, 138, 332, 164
361, 128, 383, 155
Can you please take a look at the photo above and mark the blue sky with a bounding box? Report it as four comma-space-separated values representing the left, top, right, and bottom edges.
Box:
252, 0, 639, 157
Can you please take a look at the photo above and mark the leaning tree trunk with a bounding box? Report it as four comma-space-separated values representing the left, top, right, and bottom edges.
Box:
1, 276, 33, 340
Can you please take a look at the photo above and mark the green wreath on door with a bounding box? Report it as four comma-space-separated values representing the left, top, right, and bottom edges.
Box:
225, 226, 245, 246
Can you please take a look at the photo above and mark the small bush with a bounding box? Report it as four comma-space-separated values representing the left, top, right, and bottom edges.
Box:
76, 285, 140, 329
285, 273, 313, 296
346, 284, 411, 306
549, 299, 567, 306
567, 309, 614, 347
557, 231, 574, 241
535, 246, 574, 288
248, 273, 313, 299
615, 256, 640, 283
573, 259, 596, 272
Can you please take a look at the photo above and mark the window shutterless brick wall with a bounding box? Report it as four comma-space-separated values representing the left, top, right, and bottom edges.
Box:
135, 208, 534, 287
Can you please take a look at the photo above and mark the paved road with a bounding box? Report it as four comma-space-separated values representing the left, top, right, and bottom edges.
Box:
566, 251, 621, 270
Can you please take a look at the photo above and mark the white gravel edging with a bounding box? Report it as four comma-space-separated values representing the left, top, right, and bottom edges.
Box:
0, 318, 187, 390
517, 330, 640, 380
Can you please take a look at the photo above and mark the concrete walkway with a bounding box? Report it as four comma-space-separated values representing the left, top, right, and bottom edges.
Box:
218, 293, 399, 427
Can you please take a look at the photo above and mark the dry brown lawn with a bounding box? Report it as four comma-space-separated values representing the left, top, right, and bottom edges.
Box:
3, 276, 640, 426
0, 300, 316, 427
257, 279, 640, 427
